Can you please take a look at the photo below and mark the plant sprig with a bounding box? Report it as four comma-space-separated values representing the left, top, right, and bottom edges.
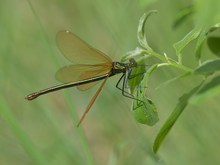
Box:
121, 11, 220, 153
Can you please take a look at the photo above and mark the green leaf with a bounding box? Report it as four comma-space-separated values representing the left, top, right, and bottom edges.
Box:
132, 95, 158, 126
190, 75, 220, 103
172, 5, 194, 29
173, 28, 201, 61
206, 23, 220, 34
195, 30, 207, 60
132, 64, 159, 126
121, 47, 145, 62
194, 59, 220, 75
128, 57, 148, 94
207, 36, 220, 56
195, 23, 220, 60
137, 10, 157, 50
153, 83, 203, 153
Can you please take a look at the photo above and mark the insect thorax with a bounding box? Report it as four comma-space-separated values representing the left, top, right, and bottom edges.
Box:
112, 62, 127, 74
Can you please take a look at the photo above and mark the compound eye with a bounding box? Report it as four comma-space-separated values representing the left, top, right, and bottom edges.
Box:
129, 58, 137, 67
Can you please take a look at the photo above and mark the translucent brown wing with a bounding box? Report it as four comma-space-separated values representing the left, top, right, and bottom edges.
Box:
55, 63, 112, 90
56, 31, 112, 65
77, 65, 112, 90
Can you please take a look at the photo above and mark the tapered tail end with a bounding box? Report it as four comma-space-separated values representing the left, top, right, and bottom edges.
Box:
25, 93, 39, 100
76, 119, 83, 127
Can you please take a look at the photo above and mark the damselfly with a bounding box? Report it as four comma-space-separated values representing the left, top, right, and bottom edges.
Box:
26, 30, 144, 126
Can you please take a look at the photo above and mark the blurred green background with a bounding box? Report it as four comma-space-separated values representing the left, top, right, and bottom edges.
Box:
1, 0, 220, 164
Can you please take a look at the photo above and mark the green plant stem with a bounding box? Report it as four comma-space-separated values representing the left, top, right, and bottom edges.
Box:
142, 50, 193, 72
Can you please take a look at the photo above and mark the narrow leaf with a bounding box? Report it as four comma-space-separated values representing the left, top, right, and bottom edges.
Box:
195, 30, 207, 60
195, 23, 220, 60
132, 64, 159, 126
190, 75, 220, 103
173, 28, 201, 58
194, 59, 220, 75
137, 10, 157, 50
121, 47, 145, 62
172, 5, 194, 29
206, 23, 220, 34
153, 83, 203, 153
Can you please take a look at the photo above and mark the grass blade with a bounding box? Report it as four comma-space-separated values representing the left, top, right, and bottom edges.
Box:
0, 96, 47, 165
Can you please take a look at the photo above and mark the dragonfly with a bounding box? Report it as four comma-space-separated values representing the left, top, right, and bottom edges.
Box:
26, 30, 143, 126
